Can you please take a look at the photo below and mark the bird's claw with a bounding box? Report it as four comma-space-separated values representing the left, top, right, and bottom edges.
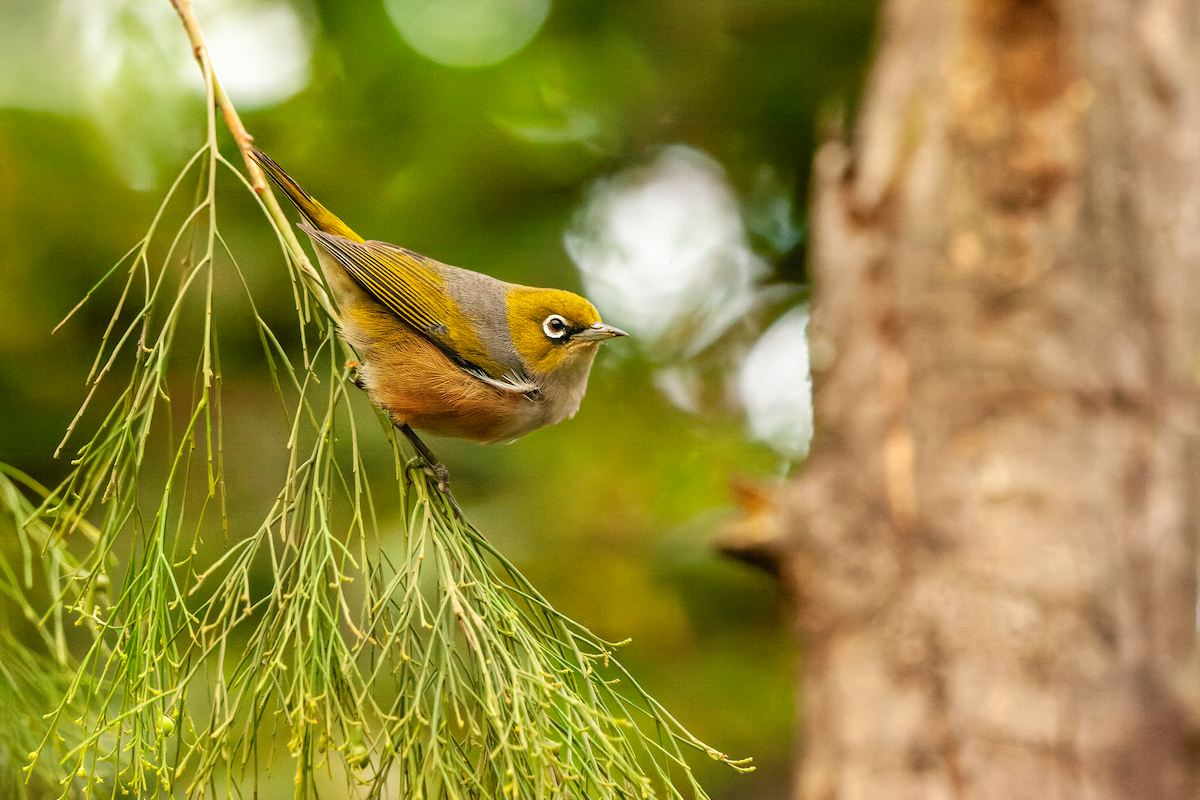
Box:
406, 456, 462, 519
430, 462, 451, 494
399, 424, 464, 520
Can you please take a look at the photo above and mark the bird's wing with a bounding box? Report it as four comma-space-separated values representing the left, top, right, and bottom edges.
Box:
251, 149, 363, 242
250, 148, 535, 392
302, 226, 533, 393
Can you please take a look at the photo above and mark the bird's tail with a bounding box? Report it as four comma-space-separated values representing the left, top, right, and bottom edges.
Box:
250, 148, 364, 243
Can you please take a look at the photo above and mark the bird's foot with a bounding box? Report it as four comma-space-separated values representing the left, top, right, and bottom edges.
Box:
418, 459, 463, 520
430, 465, 463, 519
399, 424, 464, 520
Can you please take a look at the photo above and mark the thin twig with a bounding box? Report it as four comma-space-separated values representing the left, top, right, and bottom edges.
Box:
170, 0, 331, 318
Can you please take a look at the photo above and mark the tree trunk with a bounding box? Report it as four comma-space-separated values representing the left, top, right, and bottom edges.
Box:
781, 0, 1200, 797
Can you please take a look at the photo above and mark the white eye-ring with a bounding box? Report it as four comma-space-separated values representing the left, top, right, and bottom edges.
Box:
543, 314, 570, 339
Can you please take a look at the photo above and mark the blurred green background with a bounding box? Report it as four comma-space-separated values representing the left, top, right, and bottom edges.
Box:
0, 0, 877, 797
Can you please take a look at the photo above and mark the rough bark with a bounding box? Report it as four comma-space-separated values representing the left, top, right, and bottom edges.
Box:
770, 0, 1200, 797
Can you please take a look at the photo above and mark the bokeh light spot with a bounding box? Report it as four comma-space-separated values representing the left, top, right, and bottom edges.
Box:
386, 0, 551, 68
564, 145, 769, 360
738, 305, 813, 460
187, 1, 313, 110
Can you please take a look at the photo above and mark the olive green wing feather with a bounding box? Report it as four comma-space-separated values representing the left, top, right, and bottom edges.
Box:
251, 148, 535, 392
251, 149, 363, 243
302, 226, 448, 335
302, 226, 534, 391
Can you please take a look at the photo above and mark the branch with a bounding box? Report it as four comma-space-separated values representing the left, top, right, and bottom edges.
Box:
169, 0, 330, 315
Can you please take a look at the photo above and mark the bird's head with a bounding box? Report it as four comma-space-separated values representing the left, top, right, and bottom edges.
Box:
505, 287, 627, 377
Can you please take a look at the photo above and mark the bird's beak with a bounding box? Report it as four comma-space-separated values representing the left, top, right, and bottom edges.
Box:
574, 322, 629, 342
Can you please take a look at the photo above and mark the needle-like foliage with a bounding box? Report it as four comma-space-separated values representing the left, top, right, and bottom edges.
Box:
0, 3, 751, 798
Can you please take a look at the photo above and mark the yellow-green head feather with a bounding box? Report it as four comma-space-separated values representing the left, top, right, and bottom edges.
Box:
505, 287, 602, 374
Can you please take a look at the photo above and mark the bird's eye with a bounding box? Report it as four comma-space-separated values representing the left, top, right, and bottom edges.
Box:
542, 314, 569, 340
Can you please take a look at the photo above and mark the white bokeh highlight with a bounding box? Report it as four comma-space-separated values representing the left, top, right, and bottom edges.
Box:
737, 305, 813, 460
564, 145, 770, 359
184, 0, 313, 110
386, 0, 550, 68
0, 0, 313, 113
566, 144, 813, 459
0, 0, 313, 188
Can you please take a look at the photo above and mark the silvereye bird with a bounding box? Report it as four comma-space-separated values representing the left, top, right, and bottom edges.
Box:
250, 148, 627, 461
